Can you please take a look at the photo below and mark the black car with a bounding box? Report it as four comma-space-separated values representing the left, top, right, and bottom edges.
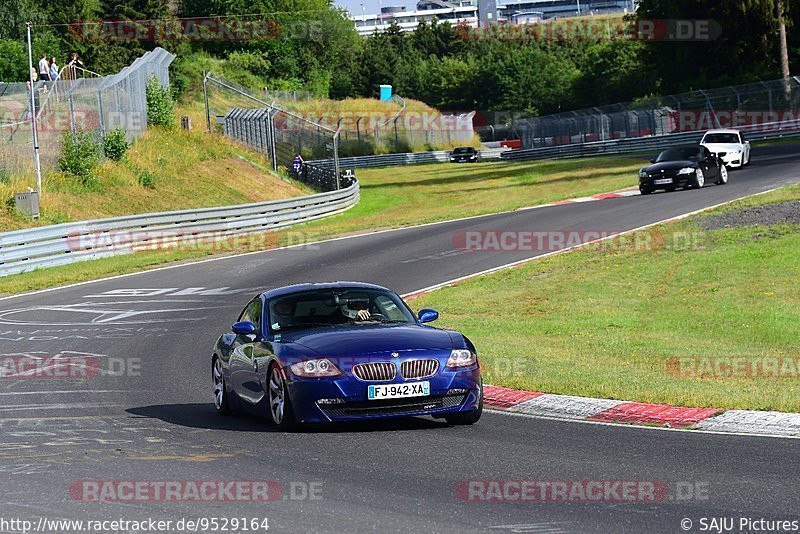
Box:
449, 146, 478, 163
638, 144, 729, 195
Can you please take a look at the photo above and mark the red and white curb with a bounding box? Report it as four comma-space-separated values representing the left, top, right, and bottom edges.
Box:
483, 385, 800, 438
518, 187, 640, 211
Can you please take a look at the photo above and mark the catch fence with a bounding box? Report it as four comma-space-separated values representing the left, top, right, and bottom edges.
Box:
204, 73, 345, 191
0, 47, 175, 182
515, 76, 800, 149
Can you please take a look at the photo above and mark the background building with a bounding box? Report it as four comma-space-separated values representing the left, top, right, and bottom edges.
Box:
350, 0, 638, 36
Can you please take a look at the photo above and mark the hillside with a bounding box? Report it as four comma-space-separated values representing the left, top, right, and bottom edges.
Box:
0, 107, 311, 231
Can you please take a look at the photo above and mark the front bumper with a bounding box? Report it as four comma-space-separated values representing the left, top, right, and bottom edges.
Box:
721, 153, 743, 167
286, 366, 482, 423
639, 172, 694, 190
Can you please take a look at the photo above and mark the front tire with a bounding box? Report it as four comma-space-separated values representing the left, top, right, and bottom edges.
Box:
716, 164, 729, 185
445, 387, 483, 425
268, 364, 297, 431
213, 357, 231, 415
693, 168, 705, 189
639, 186, 653, 196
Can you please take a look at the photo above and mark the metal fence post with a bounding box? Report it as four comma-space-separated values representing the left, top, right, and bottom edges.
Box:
333, 128, 341, 190
269, 107, 278, 172
68, 93, 76, 133
203, 72, 211, 132
97, 89, 106, 145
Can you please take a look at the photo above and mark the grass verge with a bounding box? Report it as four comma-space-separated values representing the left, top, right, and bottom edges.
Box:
411, 184, 800, 412
0, 154, 644, 295
0, 106, 310, 231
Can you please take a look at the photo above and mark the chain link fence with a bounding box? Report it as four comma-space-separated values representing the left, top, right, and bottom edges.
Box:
333, 95, 477, 156
0, 47, 174, 182
204, 73, 350, 191
264, 89, 313, 102
516, 77, 800, 149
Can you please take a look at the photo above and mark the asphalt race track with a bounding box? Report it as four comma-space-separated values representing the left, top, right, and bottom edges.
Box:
1, 145, 799, 533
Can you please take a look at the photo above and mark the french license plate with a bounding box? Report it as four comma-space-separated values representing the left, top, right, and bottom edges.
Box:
368, 381, 430, 400
653, 178, 673, 185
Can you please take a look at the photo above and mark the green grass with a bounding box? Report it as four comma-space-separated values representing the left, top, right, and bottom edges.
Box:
412, 185, 800, 412
289, 155, 643, 239
0, 154, 645, 295
0, 104, 310, 231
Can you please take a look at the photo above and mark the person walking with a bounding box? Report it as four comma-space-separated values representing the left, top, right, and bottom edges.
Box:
38, 53, 50, 82
49, 57, 59, 82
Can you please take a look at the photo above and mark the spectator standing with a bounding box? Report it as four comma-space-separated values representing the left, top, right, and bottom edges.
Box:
67, 52, 85, 80
38, 53, 50, 81
49, 57, 59, 81
292, 153, 304, 178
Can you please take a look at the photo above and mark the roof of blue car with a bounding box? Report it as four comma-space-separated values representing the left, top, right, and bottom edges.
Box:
261, 281, 392, 299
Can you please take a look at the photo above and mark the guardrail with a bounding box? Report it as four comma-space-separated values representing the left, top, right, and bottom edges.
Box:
312, 147, 507, 169
503, 122, 800, 162
0, 181, 360, 277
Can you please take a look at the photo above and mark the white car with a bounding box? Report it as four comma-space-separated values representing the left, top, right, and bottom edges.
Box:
700, 129, 751, 168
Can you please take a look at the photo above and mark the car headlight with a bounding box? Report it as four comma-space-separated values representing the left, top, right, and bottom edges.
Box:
290, 358, 341, 377
678, 167, 695, 175
447, 349, 477, 368
638, 170, 648, 178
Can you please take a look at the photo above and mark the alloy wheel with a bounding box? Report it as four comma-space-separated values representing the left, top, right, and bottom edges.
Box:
269, 367, 286, 425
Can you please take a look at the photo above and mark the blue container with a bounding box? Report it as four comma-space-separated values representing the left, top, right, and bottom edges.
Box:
379, 84, 392, 101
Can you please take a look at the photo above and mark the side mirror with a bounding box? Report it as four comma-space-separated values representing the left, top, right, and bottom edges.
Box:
649, 157, 657, 164
232, 321, 257, 336
418, 308, 439, 323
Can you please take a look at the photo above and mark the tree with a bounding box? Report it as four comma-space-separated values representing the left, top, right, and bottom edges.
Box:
0, 39, 28, 81
0, 0, 45, 41
636, 0, 792, 92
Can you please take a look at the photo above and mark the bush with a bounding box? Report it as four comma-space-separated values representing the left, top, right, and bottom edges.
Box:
103, 128, 129, 161
226, 50, 271, 79
58, 131, 101, 186
0, 39, 28, 82
0, 166, 10, 184
145, 76, 176, 128
138, 170, 157, 189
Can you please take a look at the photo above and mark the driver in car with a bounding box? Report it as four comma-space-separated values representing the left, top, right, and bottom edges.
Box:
340, 298, 371, 321
272, 300, 295, 329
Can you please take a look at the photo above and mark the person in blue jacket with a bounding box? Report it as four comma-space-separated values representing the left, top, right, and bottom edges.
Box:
292, 154, 304, 177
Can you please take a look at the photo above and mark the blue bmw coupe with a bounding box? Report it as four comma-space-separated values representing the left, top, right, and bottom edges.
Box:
212, 282, 483, 430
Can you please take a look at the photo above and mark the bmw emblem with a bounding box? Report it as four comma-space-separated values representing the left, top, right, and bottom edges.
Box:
391, 352, 399, 358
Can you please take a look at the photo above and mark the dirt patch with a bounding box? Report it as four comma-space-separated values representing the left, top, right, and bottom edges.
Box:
701, 201, 800, 230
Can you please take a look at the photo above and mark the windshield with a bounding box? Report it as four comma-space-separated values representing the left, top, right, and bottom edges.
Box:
453, 147, 474, 154
702, 133, 740, 144
655, 146, 701, 162
268, 288, 416, 331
